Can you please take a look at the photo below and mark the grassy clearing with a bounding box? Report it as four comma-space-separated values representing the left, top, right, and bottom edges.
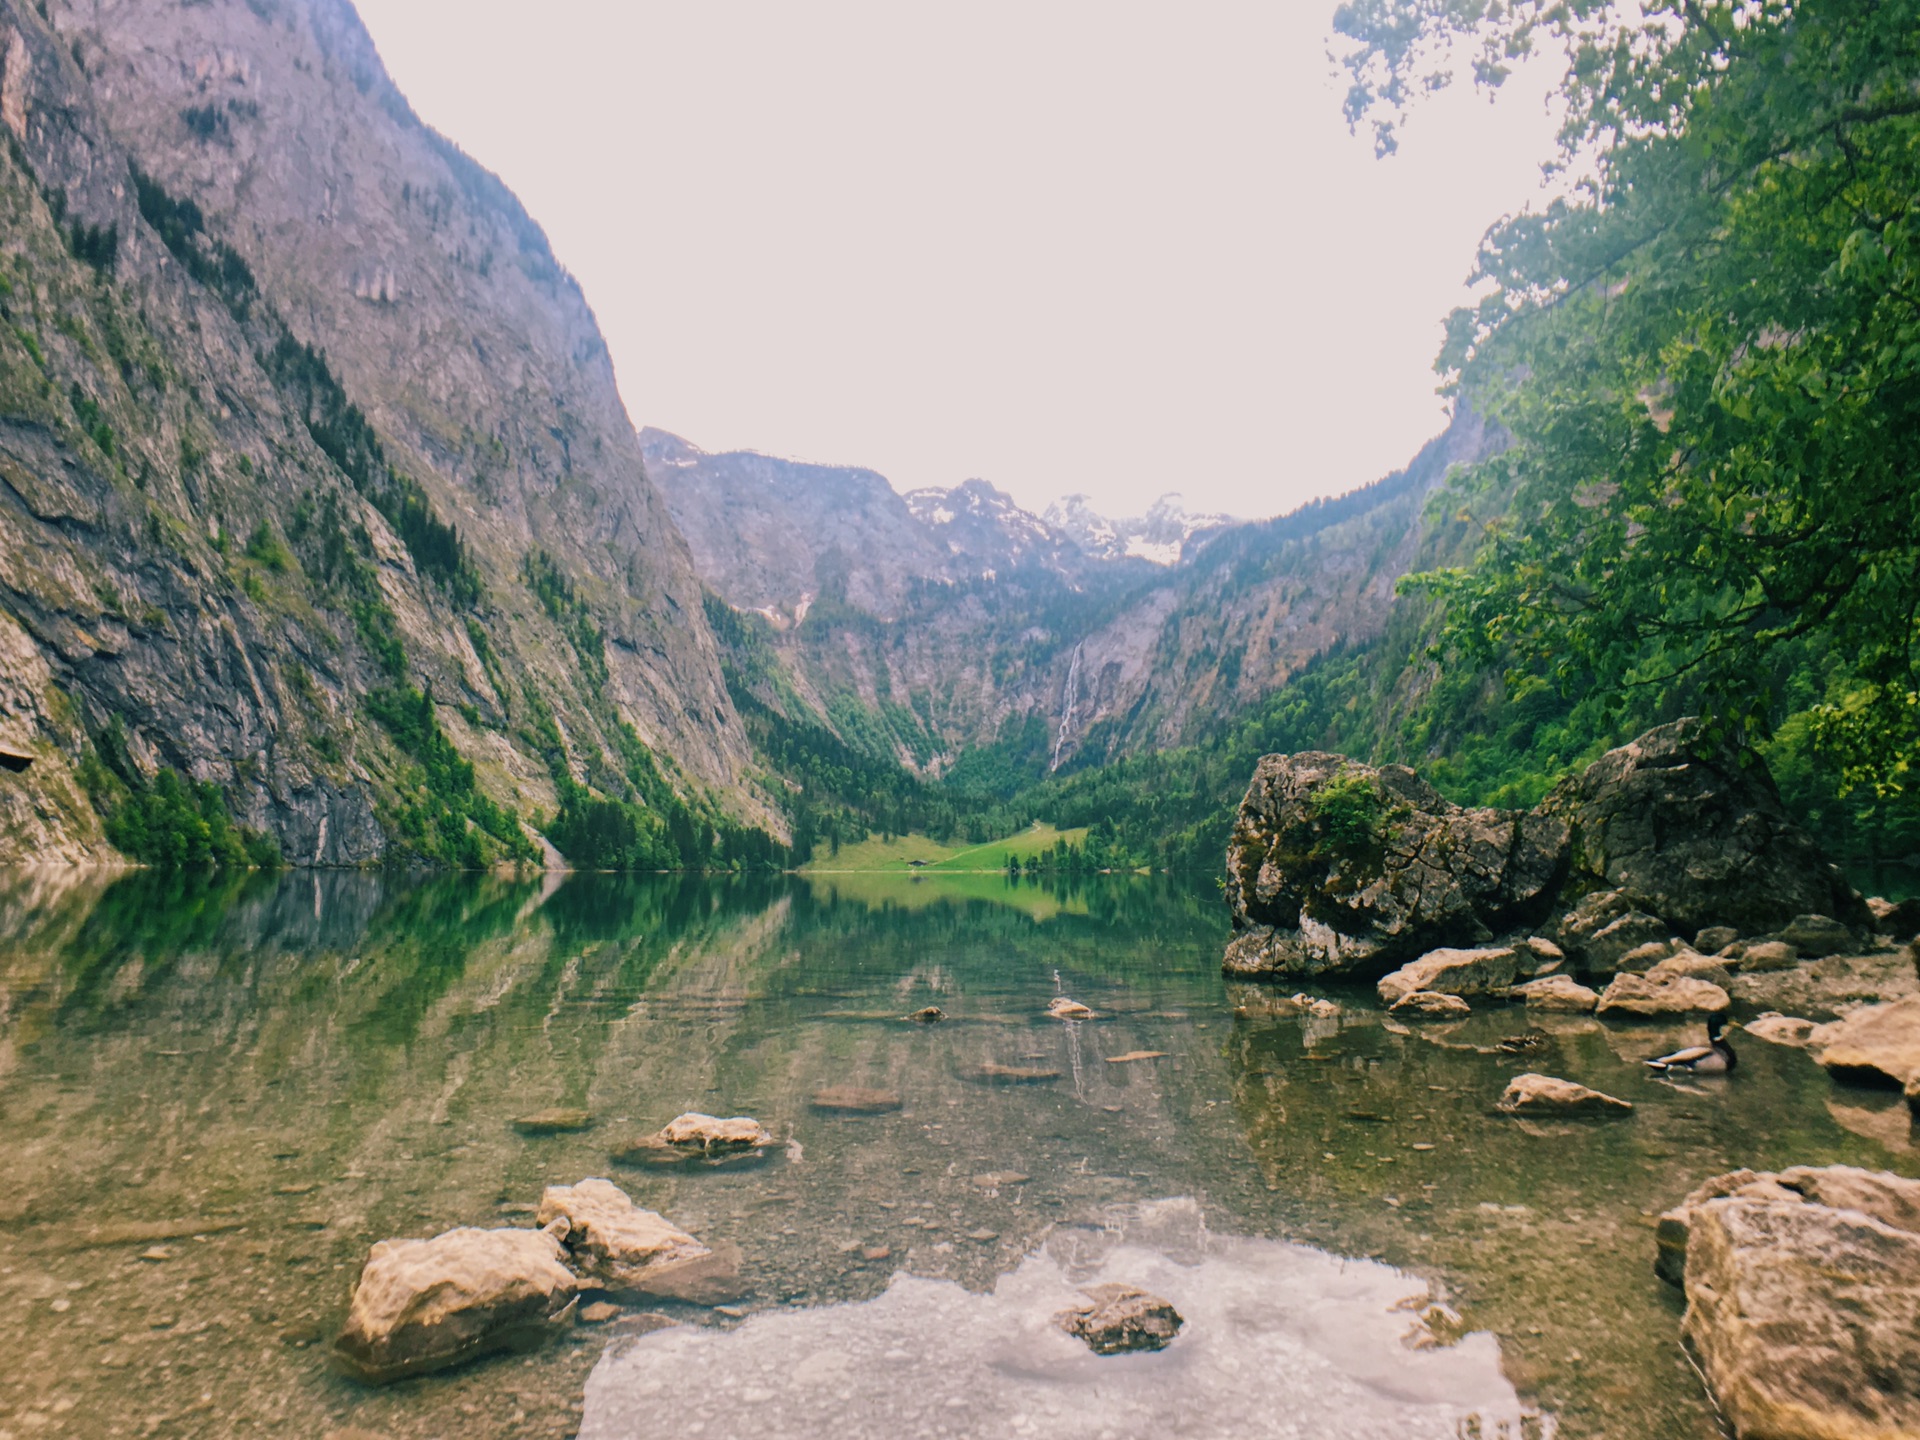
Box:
799, 822, 1088, 874
803, 869, 1089, 920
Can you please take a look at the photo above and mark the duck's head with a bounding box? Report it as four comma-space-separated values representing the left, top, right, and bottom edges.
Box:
1707, 1013, 1731, 1043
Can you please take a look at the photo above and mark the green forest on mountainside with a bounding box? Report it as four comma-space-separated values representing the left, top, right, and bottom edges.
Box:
710, 0, 1920, 886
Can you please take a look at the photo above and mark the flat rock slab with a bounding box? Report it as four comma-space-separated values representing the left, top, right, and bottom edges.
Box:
658, 1113, 773, 1149
1811, 995, 1920, 1088
536, 1178, 708, 1297
1495, 1073, 1633, 1118
1377, 948, 1518, 1006
1669, 1171, 1920, 1439
1056, 1283, 1183, 1354
1743, 1014, 1817, 1048
810, 1087, 904, 1114
333, 1225, 578, 1383
1105, 1051, 1169, 1064
579, 1206, 1539, 1439
1511, 975, 1598, 1013
1596, 973, 1730, 1018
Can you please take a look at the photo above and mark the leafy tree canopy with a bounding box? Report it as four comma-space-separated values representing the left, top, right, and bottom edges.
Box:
1337, 0, 1920, 796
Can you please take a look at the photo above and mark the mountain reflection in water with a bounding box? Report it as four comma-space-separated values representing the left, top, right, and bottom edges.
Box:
0, 868, 1906, 1438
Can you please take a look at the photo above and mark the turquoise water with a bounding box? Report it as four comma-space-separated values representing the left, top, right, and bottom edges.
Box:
0, 868, 1909, 1438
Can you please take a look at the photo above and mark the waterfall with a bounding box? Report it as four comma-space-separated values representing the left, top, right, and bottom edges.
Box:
1050, 642, 1084, 773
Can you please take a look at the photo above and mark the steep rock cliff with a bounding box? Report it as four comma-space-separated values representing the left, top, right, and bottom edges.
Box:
0, 0, 756, 864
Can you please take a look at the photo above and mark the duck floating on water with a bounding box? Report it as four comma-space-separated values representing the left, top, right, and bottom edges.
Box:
1644, 1014, 1737, 1074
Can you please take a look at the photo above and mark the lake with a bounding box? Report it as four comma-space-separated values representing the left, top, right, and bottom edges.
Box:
0, 867, 1909, 1438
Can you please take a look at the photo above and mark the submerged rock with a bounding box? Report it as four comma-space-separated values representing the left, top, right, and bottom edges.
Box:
1494, 1074, 1633, 1117
1511, 975, 1599, 1013
1055, 1284, 1184, 1355
1047, 997, 1095, 1019
908, 1006, 946, 1023
535, 1179, 708, 1297
1809, 996, 1920, 1088
1743, 1014, 1817, 1048
810, 1087, 904, 1115
1595, 973, 1730, 1018
1656, 1165, 1920, 1439
959, 1062, 1061, 1085
511, 1108, 593, 1135
1388, 991, 1473, 1019
333, 1225, 578, 1383
1376, 947, 1518, 1006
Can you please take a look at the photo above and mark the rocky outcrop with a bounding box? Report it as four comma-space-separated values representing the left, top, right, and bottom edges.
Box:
1223, 753, 1566, 978
1388, 990, 1473, 1018
1223, 720, 1865, 981
333, 1225, 578, 1383
1539, 726, 1869, 937
0, 0, 763, 865
1656, 1166, 1920, 1439
1495, 1074, 1633, 1117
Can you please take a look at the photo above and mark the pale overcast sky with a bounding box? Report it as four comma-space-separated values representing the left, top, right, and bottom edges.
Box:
350, 1, 1561, 520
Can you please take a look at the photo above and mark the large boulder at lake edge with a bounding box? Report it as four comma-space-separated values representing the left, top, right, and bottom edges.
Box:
1223, 719, 1865, 982
1656, 1165, 1920, 1439
1223, 753, 1567, 979
333, 1225, 578, 1383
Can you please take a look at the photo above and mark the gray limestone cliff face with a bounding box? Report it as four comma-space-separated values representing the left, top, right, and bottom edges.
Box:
0, 0, 756, 863
669, 403, 1500, 776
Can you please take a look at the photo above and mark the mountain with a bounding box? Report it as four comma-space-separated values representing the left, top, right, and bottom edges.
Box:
1042, 493, 1236, 566
672, 405, 1501, 779
0, 0, 760, 864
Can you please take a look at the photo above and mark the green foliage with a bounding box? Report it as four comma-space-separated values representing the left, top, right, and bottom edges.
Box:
262, 334, 481, 607
1343, 0, 1920, 797
363, 683, 536, 866
132, 167, 255, 313
80, 721, 279, 869
1307, 769, 1393, 864
522, 548, 607, 691
244, 519, 291, 573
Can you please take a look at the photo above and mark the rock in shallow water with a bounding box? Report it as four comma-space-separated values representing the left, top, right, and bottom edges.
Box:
511, 1107, 593, 1135
1656, 1165, 1920, 1439
1376, 947, 1517, 1006
535, 1178, 708, 1297
1511, 975, 1599, 1013
1595, 972, 1730, 1018
1055, 1283, 1183, 1354
612, 1113, 778, 1169
1810, 995, 1920, 1088
1495, 1073, 1633, 1117
333, 1225, 578, 1383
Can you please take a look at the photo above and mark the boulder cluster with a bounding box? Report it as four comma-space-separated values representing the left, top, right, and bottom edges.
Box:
332, 1112, 774, 1385
1223, 719, 1879, 989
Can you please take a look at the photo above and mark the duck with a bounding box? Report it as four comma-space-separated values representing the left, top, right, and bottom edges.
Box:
1644, 1014, 1737, 1073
